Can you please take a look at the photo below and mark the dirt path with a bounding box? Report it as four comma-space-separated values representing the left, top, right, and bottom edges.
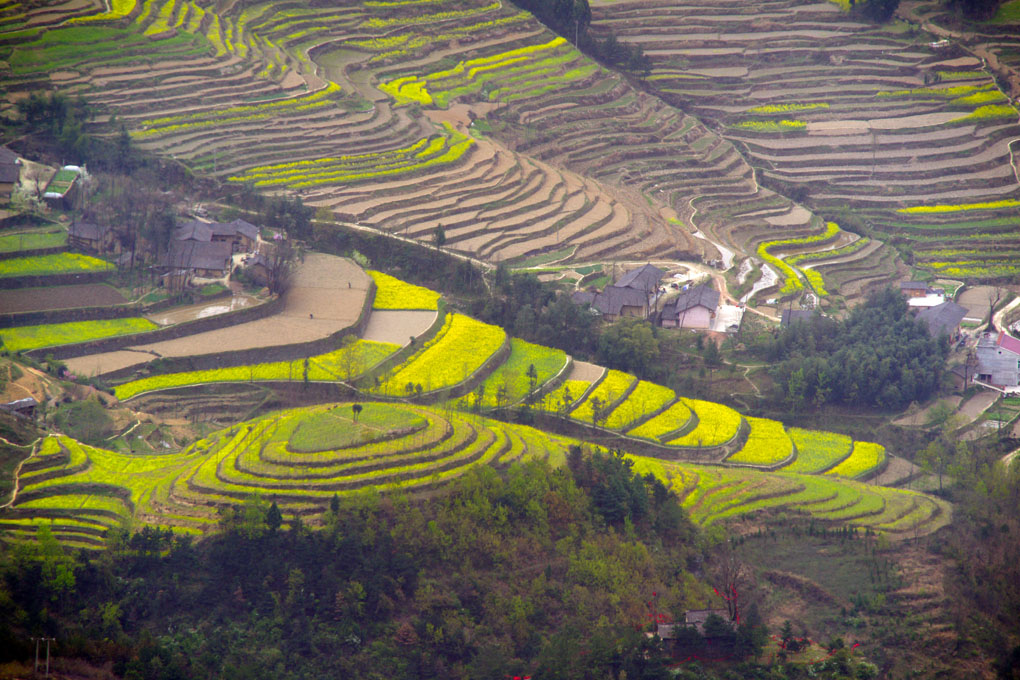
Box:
893, 395, 963, 427
956, 389, 1000, 426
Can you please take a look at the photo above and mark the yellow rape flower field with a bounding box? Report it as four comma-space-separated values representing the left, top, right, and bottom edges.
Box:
368, 270, 441, 310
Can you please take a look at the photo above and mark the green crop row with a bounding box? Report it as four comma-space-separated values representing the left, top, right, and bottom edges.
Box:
726, 417, 792, 466
69, 0, 136, 22
570, 369, 635, 424
0, 252, 110, 278
825, 441, 886, 479
374, 314, 506, 396
782, 428, 853, 474
756, 222, 841, 296
668, 399, 742, 448
367, 269, 441, 310
229, 124, 473, 188
141, 82, 341, 128
787, 237, 870, 265
113, 340, 399, 400
732, 120, 806, 132
475, 338, 567, 409
898, 199, 1020, 214
745, 102, 829, 115
380, 36, 575, 107
951, 104, 1018, 122
363, 0, 498, 28
602, 381, 674, 431
1, 318, 158, 353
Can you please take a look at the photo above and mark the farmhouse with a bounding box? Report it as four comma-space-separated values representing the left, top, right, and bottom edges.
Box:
161, 240, 234, 278
615, 263, 665, 295
570, 264, 664, 320
68, 220, 115, 253
660, 283, 719, 329
975, 331, 1020, 387
916, 301, 967, 342
0, 146, 21, 200
175, 218, 259, 253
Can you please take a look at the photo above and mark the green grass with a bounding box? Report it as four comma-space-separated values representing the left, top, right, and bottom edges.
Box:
475, 338, 567, 408
1, 318, 158, 353
783, 428, 853, 474
288, 403, 428, 451
0, 229, 67, 253
991, 0, 1020, 23
0, 252, 110, 278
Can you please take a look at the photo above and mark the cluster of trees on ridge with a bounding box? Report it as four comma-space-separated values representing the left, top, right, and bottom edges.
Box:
758, 288, 949, 412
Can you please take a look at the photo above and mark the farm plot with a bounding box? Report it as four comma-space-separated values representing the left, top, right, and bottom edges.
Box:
666, 398, 743, 448
0, 283, 127, 314
781, 428, 853, 474
725, 417, 794, 467
372, 313, 507, 396
1, 404, 588, 542
113, 339, 399, 400
0, 226, 67, 253
0, 252, 110, 278
590, 0, 1020, 283
367, 269, 440, 310
826, 441, 887, 480
472, 338, 567, 409
0, 318, 158, 353
569, 369, 636, 424
66, 253, 368, 376
627, 456, 949, 536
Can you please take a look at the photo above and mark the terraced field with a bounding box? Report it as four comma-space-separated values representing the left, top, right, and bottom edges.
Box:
2, 405, 948, 548
590, 0, 1020, 282
0, 0, 871, 287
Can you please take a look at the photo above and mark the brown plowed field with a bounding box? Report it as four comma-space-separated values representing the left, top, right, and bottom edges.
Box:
0, 284, 127, 314
361, 310, 437, 346
66, 254, 368, 376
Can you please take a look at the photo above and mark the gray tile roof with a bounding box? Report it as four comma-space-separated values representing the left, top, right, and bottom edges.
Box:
162, 240, 233, 272
916, 301, 967, 338
615, 263, 665, 292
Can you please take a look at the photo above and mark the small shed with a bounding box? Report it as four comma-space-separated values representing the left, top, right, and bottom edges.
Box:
1, 397, 38, 420
68, 220, 114, 253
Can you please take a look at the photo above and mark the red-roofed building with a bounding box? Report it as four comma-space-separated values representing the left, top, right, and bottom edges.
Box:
975, 331, 1020, 387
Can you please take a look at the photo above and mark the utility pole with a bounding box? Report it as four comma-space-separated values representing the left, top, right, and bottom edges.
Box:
30, 637, 55, 677
45, 637, 54, 678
